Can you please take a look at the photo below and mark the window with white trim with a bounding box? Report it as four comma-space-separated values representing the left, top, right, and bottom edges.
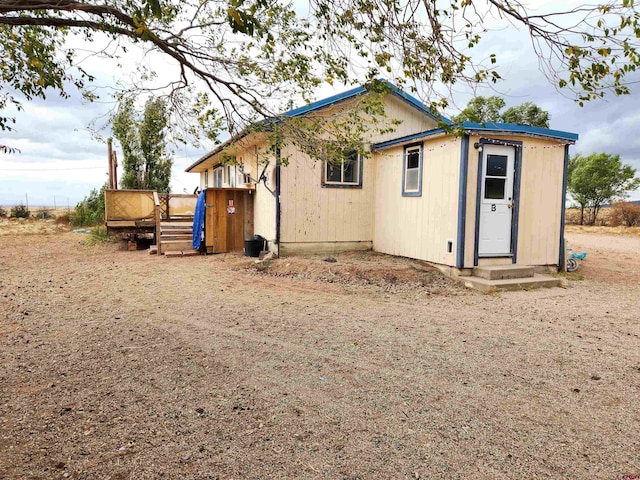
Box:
403, 143, 423, 196
204, 170, 209, 188
323, 149, 361, 187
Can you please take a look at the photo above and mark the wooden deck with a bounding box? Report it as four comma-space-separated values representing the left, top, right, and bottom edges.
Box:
105, 190, 198, 254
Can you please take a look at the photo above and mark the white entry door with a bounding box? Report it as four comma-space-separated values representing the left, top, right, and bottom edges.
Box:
478, 144, 515, 256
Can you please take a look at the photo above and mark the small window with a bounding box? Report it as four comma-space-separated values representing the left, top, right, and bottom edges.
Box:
403, 143, 423, 196
484, 178, 506, 199
323, 149, 361, 187
213, 166, 224, 187
204, 170, 209, 188
484, 154, 508, 200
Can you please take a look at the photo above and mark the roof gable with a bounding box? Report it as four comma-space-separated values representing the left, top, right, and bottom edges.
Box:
186, 81, 451, 172
283, 80, 451, 124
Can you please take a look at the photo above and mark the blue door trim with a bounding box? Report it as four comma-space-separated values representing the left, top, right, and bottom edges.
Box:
559, 144, 570, 269
456, 135, 469, 268
473, 138, 523, 266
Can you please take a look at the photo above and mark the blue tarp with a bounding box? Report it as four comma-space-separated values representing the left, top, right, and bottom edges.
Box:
192, 191, 206, 250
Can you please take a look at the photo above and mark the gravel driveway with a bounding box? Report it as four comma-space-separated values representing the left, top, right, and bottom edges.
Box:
1, 228, 638, 479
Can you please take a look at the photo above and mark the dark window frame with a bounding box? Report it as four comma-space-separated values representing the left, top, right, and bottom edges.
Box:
322, 149, 363, 189
402, 142, 424, 197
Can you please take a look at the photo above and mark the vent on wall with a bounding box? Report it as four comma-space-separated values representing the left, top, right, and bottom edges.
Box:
446, 239, 453, 254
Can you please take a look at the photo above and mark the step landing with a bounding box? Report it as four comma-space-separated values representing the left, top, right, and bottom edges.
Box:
473, 265, 535, 280
462, 274, 561, 293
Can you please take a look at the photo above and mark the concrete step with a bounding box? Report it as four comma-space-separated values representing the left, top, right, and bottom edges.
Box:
461, 274, 562, 293
473, 265, 535, 280
165, 250, 200, 257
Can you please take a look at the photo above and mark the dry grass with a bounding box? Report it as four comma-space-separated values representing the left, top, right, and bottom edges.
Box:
565, 224, 640, 236
0, 217, 70, 236
0, 231, 639, 479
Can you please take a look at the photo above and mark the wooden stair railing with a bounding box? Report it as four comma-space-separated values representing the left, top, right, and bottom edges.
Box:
153, 191, 161, 255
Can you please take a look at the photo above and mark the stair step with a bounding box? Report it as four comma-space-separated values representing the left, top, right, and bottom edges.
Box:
461, 274, 562, 293
160, 221, 193, 228
160, 234, 193, 241
160, 228, 193, 236
165, 249, 200, 257
160, 240, 194, 253
473, 265, 535, 280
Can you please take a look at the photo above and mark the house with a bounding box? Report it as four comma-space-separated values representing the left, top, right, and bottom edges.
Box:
185, 82, 578, 287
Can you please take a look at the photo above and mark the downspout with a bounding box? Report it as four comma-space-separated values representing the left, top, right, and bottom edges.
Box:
275, 146, 281, 256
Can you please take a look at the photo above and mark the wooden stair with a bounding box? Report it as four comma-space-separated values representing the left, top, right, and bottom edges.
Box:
461, 265, 561, 292
153, 219, 200, 256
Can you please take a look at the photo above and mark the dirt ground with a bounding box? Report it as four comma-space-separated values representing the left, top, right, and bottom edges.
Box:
1, 225, 639, 479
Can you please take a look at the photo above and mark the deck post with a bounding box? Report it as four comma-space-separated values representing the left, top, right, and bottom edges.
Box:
153, 191, 161, 255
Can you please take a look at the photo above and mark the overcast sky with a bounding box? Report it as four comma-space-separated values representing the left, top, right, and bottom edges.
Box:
1, 3, 640, 207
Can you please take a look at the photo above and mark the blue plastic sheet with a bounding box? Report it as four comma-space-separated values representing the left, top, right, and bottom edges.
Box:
192, 191, 206, 250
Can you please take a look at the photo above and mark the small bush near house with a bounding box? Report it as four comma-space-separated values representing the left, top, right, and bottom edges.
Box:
85, 225, 110, 245
71, 186, 106, 226
10, 204, 30, 218
609, 201, 640, 227
0, 206, 7, 218
55, 213, 70, 225
36, 208, 53, 220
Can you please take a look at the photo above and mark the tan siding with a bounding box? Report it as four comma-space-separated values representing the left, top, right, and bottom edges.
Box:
376, 95, 439, 143
279, 145, 375, 243
373, 137, 461, 266
516, 138, 564, 266
464, 135, 565, 267
224, 141, 277, 246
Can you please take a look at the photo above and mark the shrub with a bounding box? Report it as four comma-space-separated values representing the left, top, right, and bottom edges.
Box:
71, 185, 106, 226
609, 201, 640, 227
36, 208, 53, 220
85, 225, 110, 245
55, 213, 70, 225
10, 204, 30, 218
0, 206, 6, 218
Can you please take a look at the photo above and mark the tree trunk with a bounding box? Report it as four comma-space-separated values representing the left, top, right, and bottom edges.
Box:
580, 205, 584, 225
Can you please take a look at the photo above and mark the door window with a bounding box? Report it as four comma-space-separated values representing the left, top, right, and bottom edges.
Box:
484, 154, 508, 200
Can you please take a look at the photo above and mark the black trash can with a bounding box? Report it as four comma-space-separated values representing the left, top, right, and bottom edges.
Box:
244, 235, 267, 257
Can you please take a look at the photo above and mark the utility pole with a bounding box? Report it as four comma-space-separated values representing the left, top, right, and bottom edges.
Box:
107, 138, 114, 189
112, 151, 118, 189
25, 192, 28, 210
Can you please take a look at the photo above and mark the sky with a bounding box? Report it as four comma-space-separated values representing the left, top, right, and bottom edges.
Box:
1, 2, 640, 206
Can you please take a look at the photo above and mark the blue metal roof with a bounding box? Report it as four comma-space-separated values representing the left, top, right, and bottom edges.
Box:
371, 122, 579, 151
284, 80, 451, 124
462, 121, 579, 142
187, 81, 452, 171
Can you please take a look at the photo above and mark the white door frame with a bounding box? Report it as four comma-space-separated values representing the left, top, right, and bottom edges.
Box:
474, 140, 521, 264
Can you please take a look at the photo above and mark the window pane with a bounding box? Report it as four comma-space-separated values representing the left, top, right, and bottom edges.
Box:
485, 178, 506, 199
326, 162, 342, 182
486, 155, 508, 177
406, 149, 420, 169
406, 169, 419, 191
343, 153, 358, 183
